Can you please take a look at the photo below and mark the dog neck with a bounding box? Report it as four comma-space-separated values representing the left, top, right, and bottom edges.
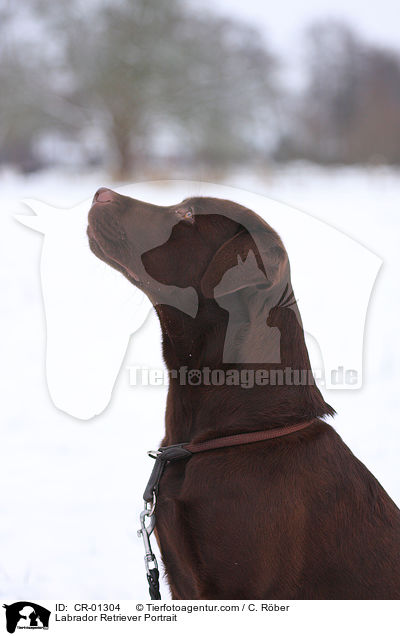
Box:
155, 300, 334, 444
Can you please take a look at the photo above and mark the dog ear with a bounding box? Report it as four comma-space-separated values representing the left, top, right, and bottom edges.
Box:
200, 227, 288, 299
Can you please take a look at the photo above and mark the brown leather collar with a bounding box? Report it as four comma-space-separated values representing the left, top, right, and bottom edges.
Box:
185, 420, 313, 453
143, 420, 314, 504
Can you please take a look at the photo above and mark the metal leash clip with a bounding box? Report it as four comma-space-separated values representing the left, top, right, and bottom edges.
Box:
138, 503, 157, 570
137, 491, 161, 599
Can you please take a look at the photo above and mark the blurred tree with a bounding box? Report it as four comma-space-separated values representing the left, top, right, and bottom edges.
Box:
0, 1, 49, 170
165, 14, 278, 168
348, 47, 400, 163
0, 0, 88, 170
282, 20, 400, 164
3, 0, 279, 176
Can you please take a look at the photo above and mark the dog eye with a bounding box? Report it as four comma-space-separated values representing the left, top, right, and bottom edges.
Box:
176, 207, 194, 223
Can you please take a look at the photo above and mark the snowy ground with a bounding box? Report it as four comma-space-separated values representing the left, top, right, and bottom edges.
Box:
1, 163, 399, 599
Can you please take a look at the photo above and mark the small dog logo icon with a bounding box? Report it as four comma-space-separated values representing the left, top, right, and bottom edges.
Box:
2, 602, 51, 633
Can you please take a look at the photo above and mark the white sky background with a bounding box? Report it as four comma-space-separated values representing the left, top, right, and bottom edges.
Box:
196, 0, 400, 87
204, 0, 400, 51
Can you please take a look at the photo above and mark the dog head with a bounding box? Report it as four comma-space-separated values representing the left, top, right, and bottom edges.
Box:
87, 190, 292, 322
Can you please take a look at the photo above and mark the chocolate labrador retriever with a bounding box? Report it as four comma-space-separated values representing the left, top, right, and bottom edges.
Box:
88, 188, 400, 599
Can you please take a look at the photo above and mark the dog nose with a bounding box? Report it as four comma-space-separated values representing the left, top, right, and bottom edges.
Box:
93, 187, 114, 203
